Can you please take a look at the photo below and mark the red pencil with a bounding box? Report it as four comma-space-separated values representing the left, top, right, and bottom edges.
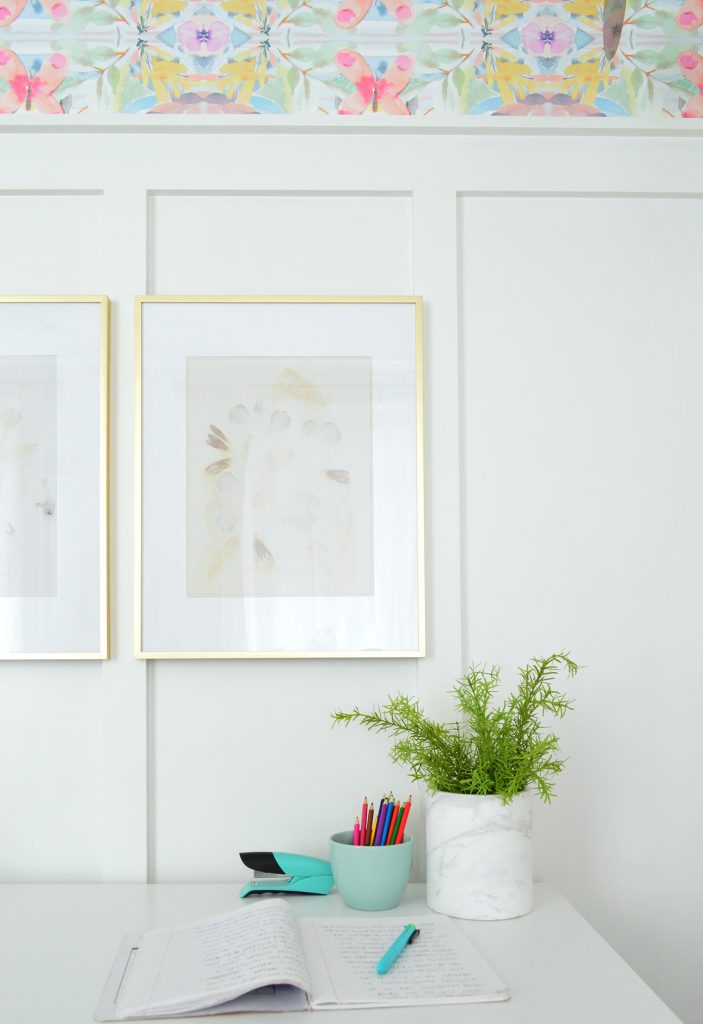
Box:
360, 797, 368, 839
394, 796, 413, 844
384, 801, 400, 845
353, 817, 360, 846
365, 803, 375, 846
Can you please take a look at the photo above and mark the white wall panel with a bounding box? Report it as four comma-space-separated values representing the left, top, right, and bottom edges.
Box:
150, 658, 417, 880
149, 192, 420, 881
0, 193, 103, 294
0, 191, 104, 880
0, 668, 102, 879
460, 194, 703, 1024
149, 193, 411, 295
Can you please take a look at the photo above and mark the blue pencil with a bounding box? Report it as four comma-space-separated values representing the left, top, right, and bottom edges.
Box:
380, 796, 395, 845
374, 798, 389, 846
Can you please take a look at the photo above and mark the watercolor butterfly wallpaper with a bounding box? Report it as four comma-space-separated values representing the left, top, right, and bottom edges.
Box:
0, 0, 701, 115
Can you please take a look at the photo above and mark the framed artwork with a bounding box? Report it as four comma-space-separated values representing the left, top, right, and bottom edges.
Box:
0, 297, 109, 659
136, 296, 424, 659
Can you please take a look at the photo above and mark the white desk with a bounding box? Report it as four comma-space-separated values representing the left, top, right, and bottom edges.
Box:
0, 882, 681, 1024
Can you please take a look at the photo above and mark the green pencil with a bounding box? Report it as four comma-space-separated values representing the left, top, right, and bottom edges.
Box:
389, 799, 404, 844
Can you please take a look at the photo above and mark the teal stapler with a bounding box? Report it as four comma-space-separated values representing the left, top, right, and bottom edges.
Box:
239, 851, 334, 898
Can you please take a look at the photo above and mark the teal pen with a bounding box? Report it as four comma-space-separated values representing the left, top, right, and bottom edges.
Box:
376, 924, 418, 975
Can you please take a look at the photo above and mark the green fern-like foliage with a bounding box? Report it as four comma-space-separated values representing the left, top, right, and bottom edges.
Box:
331, 652, 580, 804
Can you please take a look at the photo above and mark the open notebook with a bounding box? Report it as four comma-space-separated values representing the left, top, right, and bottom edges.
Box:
95, 898, 509, 1019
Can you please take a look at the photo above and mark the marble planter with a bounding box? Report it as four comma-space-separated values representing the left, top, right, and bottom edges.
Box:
426, 791, 533, 920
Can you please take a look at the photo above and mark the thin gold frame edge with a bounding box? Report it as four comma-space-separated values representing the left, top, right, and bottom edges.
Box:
0, 295, 110, 660
137, 650, 424, 660
136, 294, 425, 660
136, 295, 422, 304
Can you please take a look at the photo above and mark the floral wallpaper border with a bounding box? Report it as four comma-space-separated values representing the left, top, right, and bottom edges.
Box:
0, 0, 702, 115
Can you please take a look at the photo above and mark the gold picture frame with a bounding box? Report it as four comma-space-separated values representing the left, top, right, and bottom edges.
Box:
0, 296, 110, 659
136, 295, 424, 659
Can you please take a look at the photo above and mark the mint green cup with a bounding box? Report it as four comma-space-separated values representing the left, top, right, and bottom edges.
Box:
329, 831, 413, 911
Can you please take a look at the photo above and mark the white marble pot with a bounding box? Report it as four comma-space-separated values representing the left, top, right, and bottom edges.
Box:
426, 791, 533, 920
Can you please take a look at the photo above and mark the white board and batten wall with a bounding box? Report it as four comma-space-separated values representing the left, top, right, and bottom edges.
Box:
0, 125, 701, 1024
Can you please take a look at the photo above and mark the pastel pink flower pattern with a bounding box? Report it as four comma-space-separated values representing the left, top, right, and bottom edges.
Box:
177, 15, 230, 55
521, 15, 574, 56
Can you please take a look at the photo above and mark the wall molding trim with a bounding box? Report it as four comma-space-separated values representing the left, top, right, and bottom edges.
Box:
1, 117, 703, 137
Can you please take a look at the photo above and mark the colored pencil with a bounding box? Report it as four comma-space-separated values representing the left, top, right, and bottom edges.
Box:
370, 794, 386, 843
380, 796, 394, 845
360, 797, 368, 839
389, 800, 404, 844
353, 817, 360, 846
365, 803, 374, 846
385, 801, 401, 845
394, 796, 413, 844
368, 794, 384, 843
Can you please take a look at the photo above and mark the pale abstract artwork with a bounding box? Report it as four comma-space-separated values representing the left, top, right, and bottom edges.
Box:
186, 357, 374, 598
0, 356, 57, 598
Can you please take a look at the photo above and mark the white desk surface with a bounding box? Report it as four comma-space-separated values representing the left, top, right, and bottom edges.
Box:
0, 882, 681, 1024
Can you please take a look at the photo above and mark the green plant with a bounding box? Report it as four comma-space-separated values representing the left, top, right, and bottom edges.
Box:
331, 652, 580, 804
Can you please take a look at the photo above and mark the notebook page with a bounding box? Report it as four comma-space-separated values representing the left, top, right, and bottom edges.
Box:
117, 899, 311, 1018
299, 915, 509, 1009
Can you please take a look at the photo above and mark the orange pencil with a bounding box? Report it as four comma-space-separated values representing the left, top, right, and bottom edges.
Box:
394, 796, 413, 844
384, 801, 400, 845
364, 803, 375, 846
